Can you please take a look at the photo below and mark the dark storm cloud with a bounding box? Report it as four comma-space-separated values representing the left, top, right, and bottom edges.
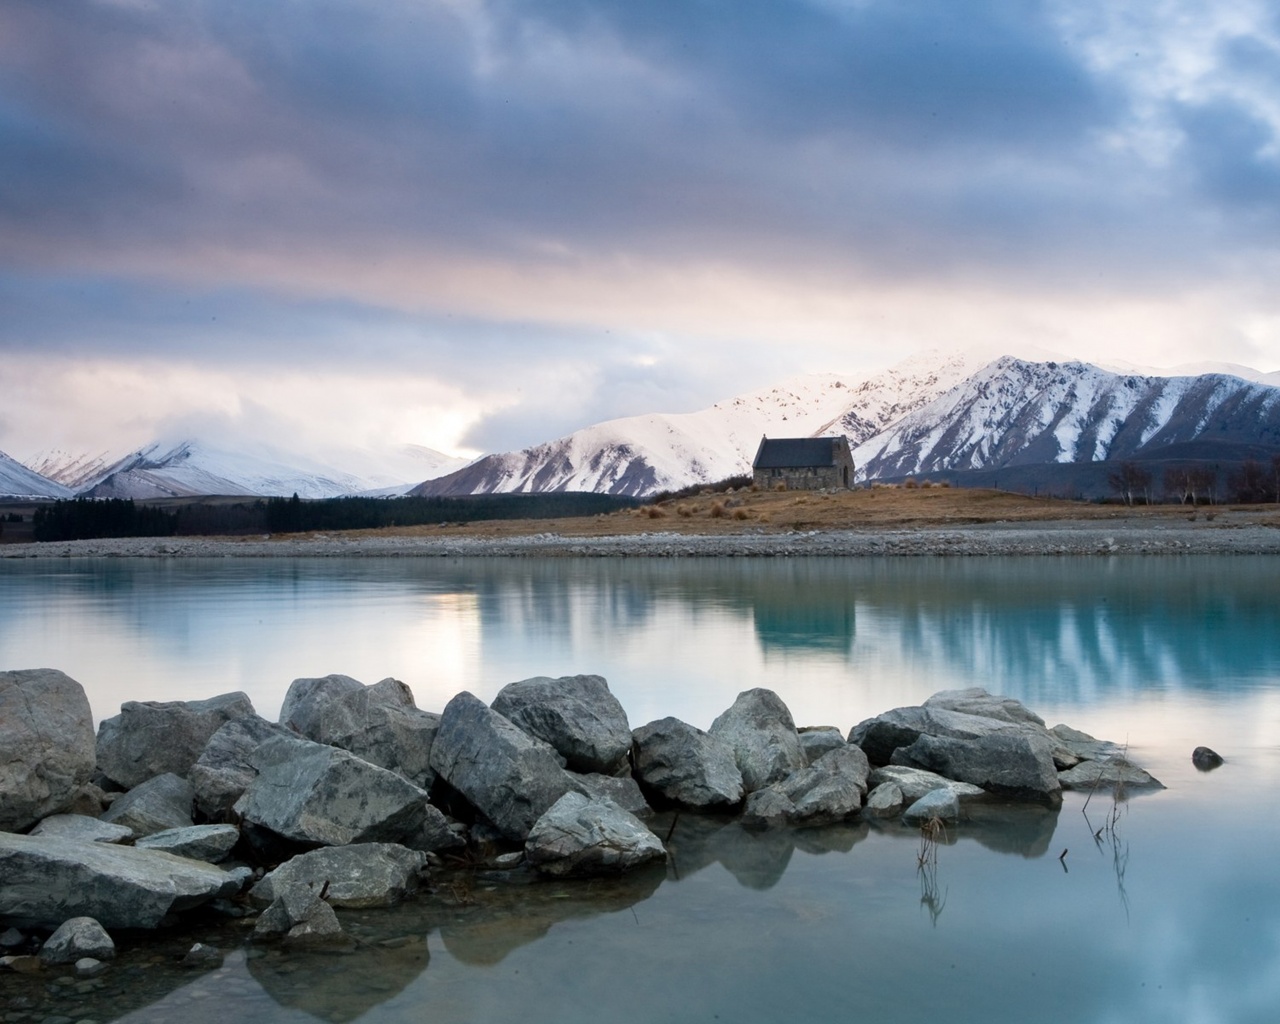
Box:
0, 0, 1132, 287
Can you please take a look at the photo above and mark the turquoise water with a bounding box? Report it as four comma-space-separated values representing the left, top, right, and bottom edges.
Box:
2, 556, 1279, 1023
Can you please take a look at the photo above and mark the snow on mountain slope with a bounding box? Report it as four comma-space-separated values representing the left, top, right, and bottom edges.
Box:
851, 357, 1280, 480
22, 448, 117, 491
79, 440, 388, 499
414, 351, 990, 498
0, 450, 73, 499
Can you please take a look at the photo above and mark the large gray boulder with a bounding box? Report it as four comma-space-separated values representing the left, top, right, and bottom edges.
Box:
741, 745, 870, 828
709, 689, 805, 793
99, 773, 195, 837
0, 832, 240, 929
0, 669, 96, 832
278, 675, 440, 789
28, 814, 133, 845
190, 714, 289, 821
798, 726, 847, 765
135, 824, 240, 863
491, 674, 632, 774
95, 691, 257, 790
892, 731, 1062, 803
571, 773, 651, 817
924, 688, 1047, 727
234, 735, 429, 848
428, 691, 574, 842
525, 793, 666, 877
39, 917, 115, 964
249, 843, 427, 908
631, 717, 743, 811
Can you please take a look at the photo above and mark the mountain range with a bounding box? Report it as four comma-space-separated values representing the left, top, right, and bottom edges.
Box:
4, 351, 1280, 501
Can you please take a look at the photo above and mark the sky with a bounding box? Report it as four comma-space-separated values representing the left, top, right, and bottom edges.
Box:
3, 0, 1280, 466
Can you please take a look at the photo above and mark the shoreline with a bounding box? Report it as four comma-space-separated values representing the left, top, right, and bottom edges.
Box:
5, 517, 1280, 558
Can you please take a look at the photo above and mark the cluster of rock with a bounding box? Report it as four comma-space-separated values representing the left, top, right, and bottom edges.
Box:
1, 666, 1163, 975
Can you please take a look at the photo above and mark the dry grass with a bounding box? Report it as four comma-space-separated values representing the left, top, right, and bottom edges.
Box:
344, 487, 1280, 542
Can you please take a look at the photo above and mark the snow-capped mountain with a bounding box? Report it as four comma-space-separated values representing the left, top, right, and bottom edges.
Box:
414, 350, 990, 498
20, 439, 468, 501
851, 357, 1280, 480
0, 450, 72, 499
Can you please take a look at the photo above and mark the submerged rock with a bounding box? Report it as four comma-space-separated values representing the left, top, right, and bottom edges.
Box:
249, 843, 427, 909
902, 788, 961, 825
253, 881, 350, 950
1192, 746, 1225, 771
631, 717, 744, 811
0, 832, 239, 929
525, 792, 666, 877
39, 917, 115, 965
709, 688, 805, 793
491, 674, 632, 774
429, 691, 574, 842
95, 691, 257, 790
0, 668, 96, 833
1057, 759, 1164, 790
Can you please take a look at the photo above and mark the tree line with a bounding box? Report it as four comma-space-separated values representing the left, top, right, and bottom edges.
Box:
1109, 455, 1280, 506
30, 492, 641, 542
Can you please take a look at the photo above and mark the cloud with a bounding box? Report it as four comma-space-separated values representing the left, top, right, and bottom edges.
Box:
2, 0, 1280, 461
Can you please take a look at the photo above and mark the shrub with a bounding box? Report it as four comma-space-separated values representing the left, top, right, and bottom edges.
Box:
709, 501, 726, 518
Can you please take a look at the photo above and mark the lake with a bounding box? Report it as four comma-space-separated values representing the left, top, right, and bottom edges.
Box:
2, 555, 1278, 1024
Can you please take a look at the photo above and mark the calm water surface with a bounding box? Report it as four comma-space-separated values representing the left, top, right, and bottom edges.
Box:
2, 556, 1278, 1024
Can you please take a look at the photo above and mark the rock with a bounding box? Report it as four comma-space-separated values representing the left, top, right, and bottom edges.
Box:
1, 954, 42, 973
631, 717, 744, 811
253, 882, 350, 950
797, 726, 846, 765
0, 832, 239, 929
709, 688, 805, 793
278, 674, 365, 737
867, 765, 986, 803
491, 674, 632, 773
572, 773, 651, 817
1058, 759, 1164, 790
865, 782, 905, 816
28, 814, 133, 845
95, 691, 257, 790
924, 688, 1046, 727
525, 793, 666, 877
0, 669, 96, 832
400, 803, 467, 855
851, 688, 1055, 765
189, 714, 289, 821
902, 788, 961, 825
99, 773, 195, 837
179, 943, 223, 969
74, 957, 108, 978
892, 731, 1063, 803
428, 691, 574, 841
61, 781, 113, 818
1049, 724, 1125, 764
233, 734, 429, 848
39, 917, 115, 965
279, 675, 440, 789
249, 843, 427, 909
1192, 746, 1225, 771
0, 927, 24, 949
741, 745, 870, 827
135, 824, 240, 863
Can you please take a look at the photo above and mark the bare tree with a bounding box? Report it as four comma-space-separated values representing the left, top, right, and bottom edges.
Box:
1163, 466, 1193, 505
1188, 465, 1217, 505
1108, 462, 1152, 506
1228, 459, 1268, 503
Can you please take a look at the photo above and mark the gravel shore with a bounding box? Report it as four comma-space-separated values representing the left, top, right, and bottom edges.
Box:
5, 518, 1280, 558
